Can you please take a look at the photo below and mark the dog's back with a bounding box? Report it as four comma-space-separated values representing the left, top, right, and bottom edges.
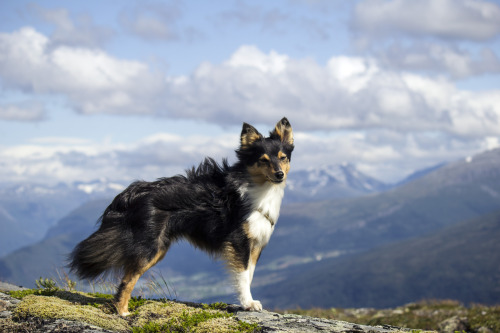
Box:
70, 158, 249, 277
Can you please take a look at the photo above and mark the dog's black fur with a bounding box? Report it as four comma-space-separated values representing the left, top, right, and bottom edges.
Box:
69, 117, 294, 315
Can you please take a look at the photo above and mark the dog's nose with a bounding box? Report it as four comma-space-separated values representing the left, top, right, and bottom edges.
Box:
275, 171, 284, 180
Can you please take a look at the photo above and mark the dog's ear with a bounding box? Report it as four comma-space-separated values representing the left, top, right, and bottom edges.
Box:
272, 117, 294, 146
241, 122, 263, 148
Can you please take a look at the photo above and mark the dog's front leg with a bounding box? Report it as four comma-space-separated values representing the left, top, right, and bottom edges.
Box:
234, 268, 262, 311
225, 242, 263, 311
236, 245, 264, 311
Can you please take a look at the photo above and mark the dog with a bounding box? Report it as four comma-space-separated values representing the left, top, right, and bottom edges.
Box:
69, 117, 294, 316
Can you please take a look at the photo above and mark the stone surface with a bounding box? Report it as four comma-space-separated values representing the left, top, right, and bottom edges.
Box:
0, 281, 27, 292
437, 315, 470, 333
0, 289, 114, 333
235, 309, 414, 333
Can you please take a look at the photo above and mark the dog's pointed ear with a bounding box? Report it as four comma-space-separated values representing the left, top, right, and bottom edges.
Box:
272, 117, 294, 145
241, 122, 263, 148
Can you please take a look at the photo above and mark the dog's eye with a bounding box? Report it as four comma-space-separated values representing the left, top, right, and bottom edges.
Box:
279, 155, 287, 161
259, 158, 270, 164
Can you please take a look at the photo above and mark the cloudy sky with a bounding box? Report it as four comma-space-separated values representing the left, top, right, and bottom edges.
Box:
1, 0, 500, 185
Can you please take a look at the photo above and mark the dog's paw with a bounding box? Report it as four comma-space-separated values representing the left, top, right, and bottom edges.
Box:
244, 300, 262, 312
119, 311, 130, 317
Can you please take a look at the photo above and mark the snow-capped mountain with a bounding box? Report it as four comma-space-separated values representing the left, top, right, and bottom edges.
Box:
285, 164, 388, 203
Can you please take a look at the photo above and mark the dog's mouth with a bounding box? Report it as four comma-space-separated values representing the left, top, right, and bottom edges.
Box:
267, 177, 284, 184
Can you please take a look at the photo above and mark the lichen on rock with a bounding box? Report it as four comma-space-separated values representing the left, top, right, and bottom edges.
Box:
13, 294, 130, 331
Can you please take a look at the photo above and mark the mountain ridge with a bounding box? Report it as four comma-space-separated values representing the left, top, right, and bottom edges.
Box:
257, 208, 500, 309
285, 163, 389, 203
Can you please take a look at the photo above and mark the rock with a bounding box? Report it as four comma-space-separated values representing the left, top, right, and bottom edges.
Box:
438, 316, 469, 333
235, 309, 416, 332
0, 281, 26, 292
0, 291, 116, 333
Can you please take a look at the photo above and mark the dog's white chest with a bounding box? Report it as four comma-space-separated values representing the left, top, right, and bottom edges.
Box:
245, 183, 285, 246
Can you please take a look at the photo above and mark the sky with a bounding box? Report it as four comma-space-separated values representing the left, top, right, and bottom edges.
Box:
1, 0, 500, 185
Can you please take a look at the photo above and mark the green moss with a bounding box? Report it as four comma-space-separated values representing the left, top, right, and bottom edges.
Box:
13, 295, 130, 331
8, 288, 58, 299
132, 311, 261, 333
87, 291, 115, 299
468, 304, 500, 332
129, 296, 154, 312
233, 320, 262, 332
202, 301, 229, 310
131, 300, 260, 332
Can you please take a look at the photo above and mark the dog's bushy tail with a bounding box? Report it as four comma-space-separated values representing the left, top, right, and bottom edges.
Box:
69, 181, 163, 280
69, 184, 140, 280
68, 222, 125, 280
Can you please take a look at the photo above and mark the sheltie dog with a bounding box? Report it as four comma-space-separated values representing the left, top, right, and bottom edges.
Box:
69, 117, 294, 316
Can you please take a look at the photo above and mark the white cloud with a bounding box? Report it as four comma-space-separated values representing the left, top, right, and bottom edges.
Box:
164, 45, 500, 138
349, 0, 500, 79
2, 26, 500, 141
118, 2, 203, 42
0, 102, 45, 121
120, 9, 178, 41
0, 128, 491, 185
226, 45, 289, 74
0, 132, 240, 185
0, 27, 165, 115
2, 28, 499, 139
29, 4, 114, 48
377, 43, 500, 78
352, 0, 500, 41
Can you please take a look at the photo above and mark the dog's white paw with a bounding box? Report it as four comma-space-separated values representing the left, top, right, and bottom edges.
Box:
120, 311, 131, 317
243, 300, 262, 312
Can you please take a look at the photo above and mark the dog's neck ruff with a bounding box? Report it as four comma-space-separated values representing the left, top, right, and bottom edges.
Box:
246, 181, 285, 224
242, 181, 285, 247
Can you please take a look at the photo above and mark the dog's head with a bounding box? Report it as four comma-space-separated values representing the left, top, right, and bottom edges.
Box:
237, 117, 294, 185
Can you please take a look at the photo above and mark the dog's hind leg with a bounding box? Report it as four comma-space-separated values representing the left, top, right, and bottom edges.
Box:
115, 247, 167, 316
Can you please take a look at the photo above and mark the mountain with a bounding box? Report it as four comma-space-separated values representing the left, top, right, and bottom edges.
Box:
262, 148, 500, 262
0, 180, 124, 256
0, 200, 110, 286
257, 209, 500, 309
395, 162, 445, 186
284, 163, 388, 203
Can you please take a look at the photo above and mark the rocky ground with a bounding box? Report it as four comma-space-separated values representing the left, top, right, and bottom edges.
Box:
234, 309, 417, 333
283, 301, 499, 333
0, 281, 430, 333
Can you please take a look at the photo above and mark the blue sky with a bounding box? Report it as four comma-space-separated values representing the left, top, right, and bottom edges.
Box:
1, 0, 500, 184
